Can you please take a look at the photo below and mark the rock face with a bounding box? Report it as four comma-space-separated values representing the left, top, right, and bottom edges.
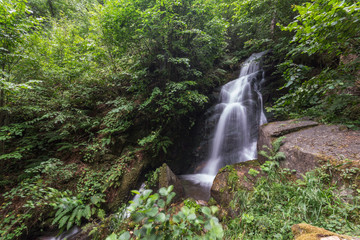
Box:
258, 119, 360, 176
158, 163, 185, 201
108, 150, 150, 210
292, 223, 360, 240
210, 160, 264, 208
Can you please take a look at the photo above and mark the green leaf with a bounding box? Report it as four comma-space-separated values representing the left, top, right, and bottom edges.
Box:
119, 232, 131, 240
187, 213, 196, 220
59, 215, 70, 228
155, 212, 166, 222
157, 199, 165, 208
76, 207, 83, 221
84, 205, 91, 219
66, 219, 73, 230
210, 206, 219, 214
97, 209, 106, 220
106, 233, 118, 240
159, 187, 167, 196
166, 192, 176, 205
201, 207, 211, 216
145, 207, 158, 217
132, 212, 145, 222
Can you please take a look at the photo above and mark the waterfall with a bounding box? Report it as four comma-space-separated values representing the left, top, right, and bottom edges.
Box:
180, 51, 267, 200
201, 51, 267, 175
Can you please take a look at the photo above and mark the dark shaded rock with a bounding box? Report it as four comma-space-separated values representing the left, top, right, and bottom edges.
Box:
210, 160, 265, 208
107, 150, 150, 210
292, 223, 359, 240
258, 119, 360, 177
159, 163, 185, 201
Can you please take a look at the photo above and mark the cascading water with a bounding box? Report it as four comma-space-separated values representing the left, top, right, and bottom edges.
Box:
180, 51, 268, 200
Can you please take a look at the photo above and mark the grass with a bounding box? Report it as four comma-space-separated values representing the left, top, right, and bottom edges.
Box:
223, 161, 360, 240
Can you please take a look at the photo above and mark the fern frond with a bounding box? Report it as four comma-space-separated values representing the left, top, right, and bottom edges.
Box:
59, 215, 70, 229
272, 136, 286, 152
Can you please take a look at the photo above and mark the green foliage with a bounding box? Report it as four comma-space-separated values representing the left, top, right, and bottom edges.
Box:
27, 0, 99, 20
107, 186, 223, 239
0, 157, 108, 239
101, 0, 228, 89
270, 61, 360, 127
77, 155, 130, 196
0, 0, 41, 76
220, 165, 239, 191
138, 129, 173, 156
52, 192, 105, 231
259, 136, 286, 161
0, 175, 65, 239
0, 0, 42, 127
282, 0, 360, 56
138, 81, 208, 156
226, 162, 360, 239
24, 158, 77, 185
183, 198, 202, 213
99, 97, 135, 137
145, 167, 161, 189
139, 81, 208, 124
270, 0, 360, 127
2, 0, 360, 238
229, 0, 307, 57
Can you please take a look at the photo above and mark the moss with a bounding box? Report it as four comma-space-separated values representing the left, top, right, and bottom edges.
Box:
292, 223, 353, 240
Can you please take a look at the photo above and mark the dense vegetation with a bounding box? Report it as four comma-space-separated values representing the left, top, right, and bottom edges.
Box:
0, 0, 359, 239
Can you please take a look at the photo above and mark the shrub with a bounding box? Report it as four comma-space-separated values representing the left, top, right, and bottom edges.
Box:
106, 186, 224, 240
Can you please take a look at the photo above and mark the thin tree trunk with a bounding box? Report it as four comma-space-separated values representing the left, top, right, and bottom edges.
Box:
0, 88, 5, 154
47, 0, 56, 17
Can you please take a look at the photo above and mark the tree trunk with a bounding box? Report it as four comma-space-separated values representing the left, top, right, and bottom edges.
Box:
47, 0, 56, 17
0, 88, 5, 154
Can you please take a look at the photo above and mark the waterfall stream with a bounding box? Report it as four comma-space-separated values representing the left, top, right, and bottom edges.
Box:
180, 51, 268, 200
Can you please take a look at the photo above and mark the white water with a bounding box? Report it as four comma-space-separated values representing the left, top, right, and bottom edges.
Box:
180, 52, 267, 199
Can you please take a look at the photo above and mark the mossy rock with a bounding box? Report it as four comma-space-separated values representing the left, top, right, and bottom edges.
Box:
292, 223, 359, 240
210, 160, 265, 208
107, 150, 150, 210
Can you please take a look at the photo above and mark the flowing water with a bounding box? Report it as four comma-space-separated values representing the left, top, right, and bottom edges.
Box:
180, 51, 268, 200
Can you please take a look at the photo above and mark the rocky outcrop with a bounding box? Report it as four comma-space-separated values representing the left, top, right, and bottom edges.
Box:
292, 223, 360, 240
210, 160, 265, 208
258, 119, 360, 176
158, 163, 185, 201
107, 150, 150, 210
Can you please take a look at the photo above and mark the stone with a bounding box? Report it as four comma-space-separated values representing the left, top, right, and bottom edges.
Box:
258, 119, 360, 177
158, 163, 185, 201
107, 150, 150, 210
210, 160, 265, 208
292, 223, 359, 240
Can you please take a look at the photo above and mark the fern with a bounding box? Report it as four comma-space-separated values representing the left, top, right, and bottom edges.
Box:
59, 215, 70, 229
259, 136, 286, 161
52, 194, 105, 230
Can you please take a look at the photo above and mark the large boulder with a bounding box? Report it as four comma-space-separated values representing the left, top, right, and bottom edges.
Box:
258, 119, 360, 177
210, 160, 265, 208
158, 163, 185, 201
292, 223, 360, 240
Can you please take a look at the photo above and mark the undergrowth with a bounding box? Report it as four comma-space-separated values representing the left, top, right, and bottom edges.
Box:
224, 160, 360, 239
105, 186, 223, 240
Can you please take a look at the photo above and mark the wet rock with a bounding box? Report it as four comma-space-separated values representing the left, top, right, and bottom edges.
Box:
258, 119, 360, 176
292, 223, 360, 240
159, 163, 185, 201
210, 160, 265, 208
